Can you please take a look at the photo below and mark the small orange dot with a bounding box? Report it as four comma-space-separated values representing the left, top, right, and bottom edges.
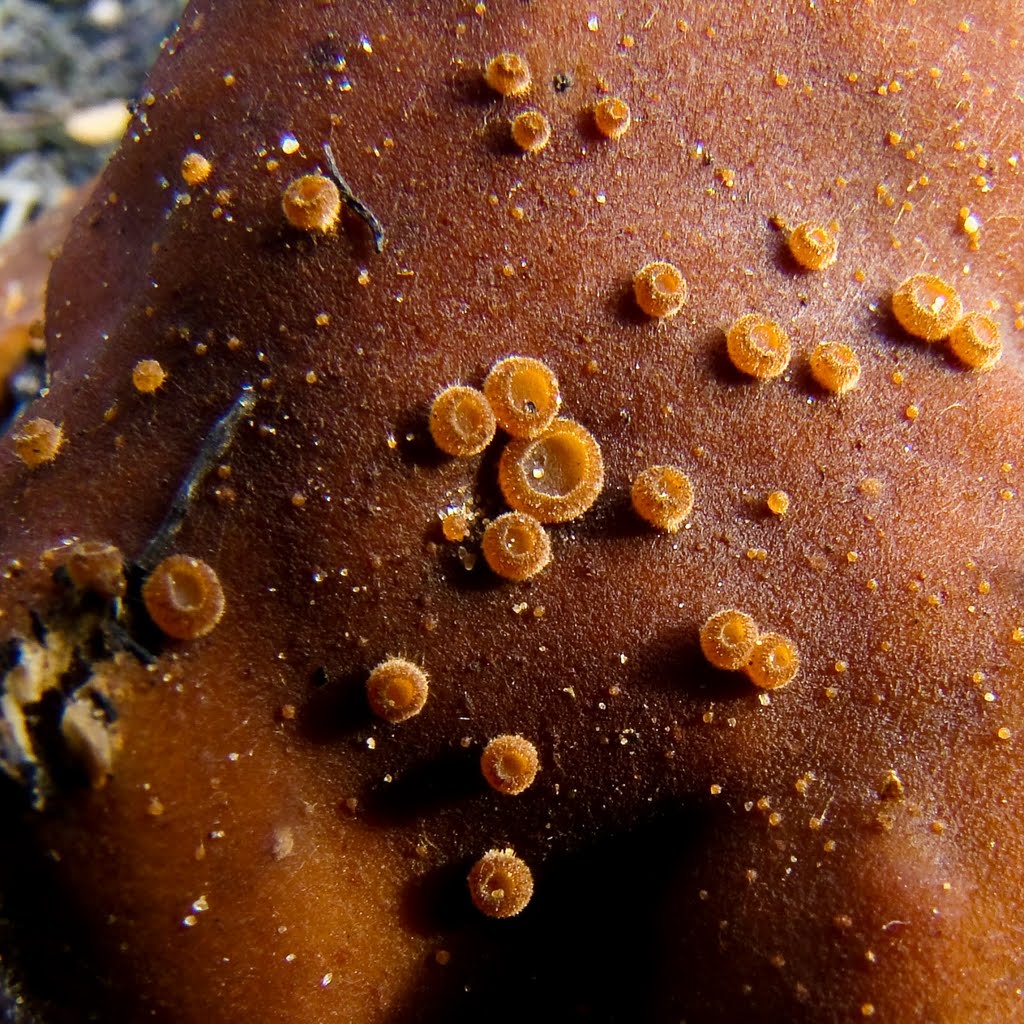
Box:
766, 490, 790, 516
13, 418, 64, 468
181, 152, 213, 186
483, 356, 560, 439
132, 359, 167, 394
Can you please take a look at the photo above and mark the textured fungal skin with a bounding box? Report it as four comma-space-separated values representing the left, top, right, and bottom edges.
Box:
141, 554, 226, 639
2, 2, 1024, 1023
428, 384, 496, 456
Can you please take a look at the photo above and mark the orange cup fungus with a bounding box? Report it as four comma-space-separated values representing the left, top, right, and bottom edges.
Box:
948, 312, 1002, 371
809, 341, 861, 395
700, 609, 760, 671
787, 221, 839, 271
498, 418, 604, 523
481, 511, 552, 581
132, 359, 167, 394
12, 417, 64, 468
141, 555, 226, 640
892, 273, 964, 341
484, 52, 532, 97
483, 355, 561, 439
745, 632, 800, 690
593, 97, 631, 139
180, 152, 213, 187
467, 849, 534, 918
429, 385, 497, 456
480, 734, 540, 795
630, 465, 695, 532
725, 314, 792, 379
511, 110, 552, 154
633, 261, 689, 319
365, 657, 429, 724
281, 173, 342, 233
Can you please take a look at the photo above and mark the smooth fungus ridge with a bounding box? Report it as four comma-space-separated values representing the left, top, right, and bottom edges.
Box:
631, 465, 695, 532
892, 273, 964, 342
483, 355, 561, 439
511, 110, 551, 154
480, 734, 540, 795
633, 261, 689, 318
142, 555, 226, 640
366, 657, 429, 723
429, 385, 497, 456
281, 174, 342, 233
700, 609, 760, 671
726, 314, 792, 379
13, 418, 64, 468
498, 418, 604, 523
481, 512, 552, 581
787, 221, 838, 271
484, 52, 532, 97
809, 341, 861, 394
468, 849, 534, 918
594, 96, 631, 139
948, 312, 1002, 370
746, 632, 800, 690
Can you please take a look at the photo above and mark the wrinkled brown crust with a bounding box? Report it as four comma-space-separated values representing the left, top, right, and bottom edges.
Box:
1, 2, 1023, 1023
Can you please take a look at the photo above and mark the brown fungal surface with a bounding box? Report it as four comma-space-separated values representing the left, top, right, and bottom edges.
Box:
468, 849, 534, 918
480, 734, 540, 795
365, 657, 429, 723
281, 173, 342, 233
481, 511, 551, 581
2, 2, 1024, 1023
892, 272, 964, 342
630, 464, 694, 532
428, 384, 496, 456
141, 555, 226, 639
633, 260, 689, 318
482, 355, 560, 438
498, 418, 604, 523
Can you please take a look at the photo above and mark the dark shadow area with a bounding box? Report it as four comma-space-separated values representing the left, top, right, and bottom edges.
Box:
295, 667, 371, 743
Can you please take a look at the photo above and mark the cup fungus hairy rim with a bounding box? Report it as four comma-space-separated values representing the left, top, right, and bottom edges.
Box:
948, 312, 1002, 371
141, 555, 226, 640
132, 359, 167, 395
892, 273, 964, 342
468, 849, 534, 918
633, 261, 689, 319
630, 465, 695, 533
745, 632, 800, 690
480, 735, 540, 795
180, 152, 213, 187
498, 418, 604, 523
12, 417, 64, 468
700, 609, 760, 672
809, 341, 862, 395
429, 385, 497, 457
365, 657, 429, 724
511, 110, 552, 154
281, 174, 342, 234
481, 512, 552, 582
725, 314, 792, 380
484, 52, 532, 97
593, 97, 631, 139
787, 221, 839, 271
483, 355, 561, 439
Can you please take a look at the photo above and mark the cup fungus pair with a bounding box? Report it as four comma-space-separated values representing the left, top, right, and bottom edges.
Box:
700, 609, 799, 690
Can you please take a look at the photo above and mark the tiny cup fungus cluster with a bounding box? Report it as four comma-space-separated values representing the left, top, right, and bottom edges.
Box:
1, 1, 1023, 1021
